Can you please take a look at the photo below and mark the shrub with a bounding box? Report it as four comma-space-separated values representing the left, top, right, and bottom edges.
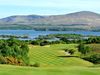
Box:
31, 40, 40, 45
0, 56, 7, 64
68, 49, 76, 55
65, 49, 76, 55
83, 53, 100, 64
0, 38, 29, 65
40, 40, 50, 46
78, 44, 92, 55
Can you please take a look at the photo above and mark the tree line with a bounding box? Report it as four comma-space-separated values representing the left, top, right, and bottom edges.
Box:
30, 36, 100, 46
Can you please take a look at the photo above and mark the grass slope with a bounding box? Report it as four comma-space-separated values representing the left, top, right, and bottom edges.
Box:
29, 44, 93, 67
0, 65, 99, 75
0, 44, 99, 75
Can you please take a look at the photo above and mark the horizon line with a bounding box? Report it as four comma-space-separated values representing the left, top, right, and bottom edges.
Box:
0, 10, 100, 19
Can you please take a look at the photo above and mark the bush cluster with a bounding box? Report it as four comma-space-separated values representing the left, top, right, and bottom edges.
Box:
0, 38, 29, 65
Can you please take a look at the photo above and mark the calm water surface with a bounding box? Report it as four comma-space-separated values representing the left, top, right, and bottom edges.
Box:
0, 30, 99, 39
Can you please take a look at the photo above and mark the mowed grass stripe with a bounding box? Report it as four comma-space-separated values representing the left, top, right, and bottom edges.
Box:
29, 44, 93, 67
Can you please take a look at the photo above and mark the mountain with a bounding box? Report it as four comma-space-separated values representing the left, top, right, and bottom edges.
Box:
0, 11, 100, 31
0, 15, 45, 24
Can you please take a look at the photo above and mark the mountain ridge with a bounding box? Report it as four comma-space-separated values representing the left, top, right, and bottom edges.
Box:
0, 11, 100, 31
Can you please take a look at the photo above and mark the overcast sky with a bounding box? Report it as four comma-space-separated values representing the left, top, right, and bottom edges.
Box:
0, 0, 100, 18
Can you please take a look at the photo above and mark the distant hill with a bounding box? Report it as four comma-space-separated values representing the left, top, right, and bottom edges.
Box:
0, 11, 100, 31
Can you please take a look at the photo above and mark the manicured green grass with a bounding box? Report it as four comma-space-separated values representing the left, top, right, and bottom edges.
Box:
0, 44, 99, 75
29, 44, 93, 67
0, 65, 99, 75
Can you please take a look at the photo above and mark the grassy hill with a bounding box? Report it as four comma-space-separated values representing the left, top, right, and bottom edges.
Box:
29, 44, 93, 67
0, 44, 99, 75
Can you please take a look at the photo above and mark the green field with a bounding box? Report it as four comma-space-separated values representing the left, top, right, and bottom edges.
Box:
29, 44, 93, 67
0, 44, 100, 75
0, 65, 100, 75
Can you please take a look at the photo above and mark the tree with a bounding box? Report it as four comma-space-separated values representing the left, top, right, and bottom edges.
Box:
78, 44, 91, 55
60, 37, 70, 43
31, 40, 40, 45
83, 53, 100, 64
40, 40, 50, 46
0, 38, 29, 65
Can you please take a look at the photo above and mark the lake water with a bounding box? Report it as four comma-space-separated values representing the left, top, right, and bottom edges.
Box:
0, 30, 99, 40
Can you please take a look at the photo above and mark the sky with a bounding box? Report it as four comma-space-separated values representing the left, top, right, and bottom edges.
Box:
0, 0, 100, 18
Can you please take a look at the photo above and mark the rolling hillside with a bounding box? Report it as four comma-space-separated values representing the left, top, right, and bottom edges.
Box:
29, 44, 93, 67
0, 44, 99, 75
